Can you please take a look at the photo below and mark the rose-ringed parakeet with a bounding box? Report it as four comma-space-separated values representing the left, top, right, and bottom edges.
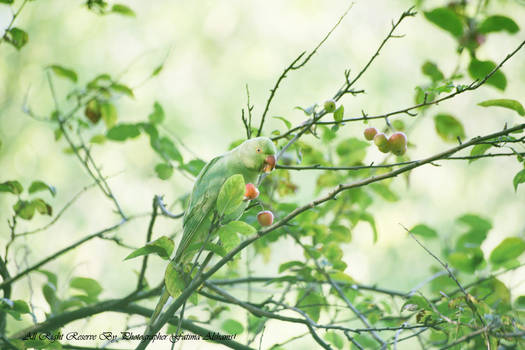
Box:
148, 137, 277, 329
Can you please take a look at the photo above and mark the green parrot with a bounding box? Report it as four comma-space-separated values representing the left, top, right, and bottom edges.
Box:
148, 136, 277, 329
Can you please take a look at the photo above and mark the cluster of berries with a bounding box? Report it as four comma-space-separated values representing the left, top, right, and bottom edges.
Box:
244, 183, 274, 226
364, 127, 407, 156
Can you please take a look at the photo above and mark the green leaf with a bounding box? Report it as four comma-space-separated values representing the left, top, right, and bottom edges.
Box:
333, 105, 344, 122
106, 123, 141, 141
324, 332, 344, 350
14, 200, 35, 220
434, 113, 465, 142
42, 282, 59, 313
12, 300, 30, 314
148, 102, 165, 124
221, 319, 244, 334
182, 159, 206, 177
455, 214, 492, 250
468, 59, 507, 91
49, 65, 78, 83
360, 212, 378, 243
31, 198, 53, 216
478, 15, 519, 34
0, 0, 14, 4
296, 290, 324, 322
478, 99, 525, 116
513, 168, 525, 191
469, 144, 491, 163
422, 61, 444, 82
70, 277, 102, 298
90, 134, 107, 144
0, 299, 30, 321
472, 278, 511, 312
448, 248, 484, 273
423, 8, 464, 38
402, 295, 432, 311
216, 174, 245, 216
185, 241, 227, 257
111, 4, 135, 17
164, 261, 186, 298
218, 224, 241, 251
457, 214, 492, 234
100, 102, 118, 129
39, 270, 58, 286
219, 221, 256, 236
5, 27, 28, 50
28, 181, 56, 197
0, 180, 23, 194
154, 163, 173, 180
329, 224, 352, 243
410, 224, 438, 239
295, 104, 317, 116
336, 137, 369, 165
490, 237, 525, 265
515, 295, 525, 309
152, 64, 164, 77
272, 116, 291, 130
153, 137, 183, 163
278, 260, 305, 273
125, 235, 174, 261
111, 83, 134, 98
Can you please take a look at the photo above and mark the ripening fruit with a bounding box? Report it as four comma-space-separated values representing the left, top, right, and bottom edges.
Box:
373, 133, 390, 153
244, 183, 259, 200
84, 99, 101, 124
324, 99, 336, 113
388, 132, 408, 156
363, 127, 378, 141
257, 210, 274, 226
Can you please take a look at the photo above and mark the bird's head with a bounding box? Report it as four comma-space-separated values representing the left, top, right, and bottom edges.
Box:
238, 137, 277, 173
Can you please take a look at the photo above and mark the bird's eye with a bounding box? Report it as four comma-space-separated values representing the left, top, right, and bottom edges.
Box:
256, 147, 262, 153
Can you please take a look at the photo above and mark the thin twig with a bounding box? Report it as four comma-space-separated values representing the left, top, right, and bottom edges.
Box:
256, 3, 353, 136
402, 225, 490, 346
276, 151, 525, 171
273, 37, 525, 141
0, 220, 128, 290
136, 196, 159, 291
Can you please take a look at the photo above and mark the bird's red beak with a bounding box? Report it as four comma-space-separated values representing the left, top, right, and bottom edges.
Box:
263, 155, 276, 173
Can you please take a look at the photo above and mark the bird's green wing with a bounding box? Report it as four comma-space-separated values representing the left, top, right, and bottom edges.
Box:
174, 156, 222, 263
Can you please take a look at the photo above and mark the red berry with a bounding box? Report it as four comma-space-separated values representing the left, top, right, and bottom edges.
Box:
244, 183, 259, 200
388, 132, 408, 156
364, 127, 378, 141
257, 210, 274, 226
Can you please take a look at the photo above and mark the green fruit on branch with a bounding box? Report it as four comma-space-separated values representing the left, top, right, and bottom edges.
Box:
364, 127, 378, 141
84, 99, 101, 124
388, 132, 408, 156
373, 133, 390, 153
257, 210, 274, 226
323, 99, 336, 113
244, 183, 259, 200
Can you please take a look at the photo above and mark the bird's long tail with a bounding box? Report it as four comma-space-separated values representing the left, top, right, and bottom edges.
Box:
145, 288, 170, 335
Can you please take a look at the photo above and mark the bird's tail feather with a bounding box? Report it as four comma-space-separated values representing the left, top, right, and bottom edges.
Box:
145, 289, 170, 335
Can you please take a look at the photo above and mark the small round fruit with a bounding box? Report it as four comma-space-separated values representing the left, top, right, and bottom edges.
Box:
323, 99, 336, 113
257, 210, 274, 226
388, 132, 408, 156
363, 127, 378, 141
84, 99, 101, 124
244, 183, 259, 200
374, 133, 390, 153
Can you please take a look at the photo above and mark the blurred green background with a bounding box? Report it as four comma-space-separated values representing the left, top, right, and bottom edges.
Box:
1, 0, 525, 348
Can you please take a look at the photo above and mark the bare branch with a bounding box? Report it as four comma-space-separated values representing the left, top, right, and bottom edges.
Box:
256, 3, 353, 136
